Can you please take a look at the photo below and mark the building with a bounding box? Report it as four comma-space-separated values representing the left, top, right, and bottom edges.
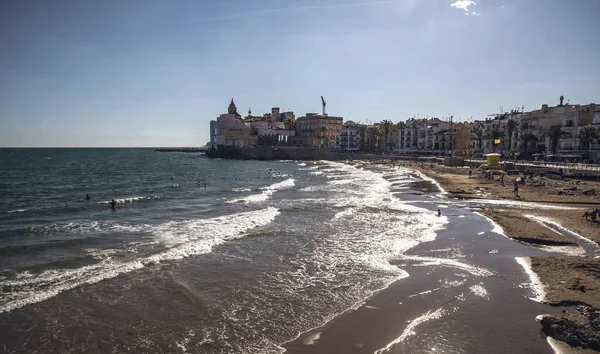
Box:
400, 118, 450, 154
209, 99, 257, 148
515, 97, 599, 158
335, 121, 361, 151
295, 113, 343, 148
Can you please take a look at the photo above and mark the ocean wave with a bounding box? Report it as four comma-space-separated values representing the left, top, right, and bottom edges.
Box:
27, 220, 152, 236
0, 207, 280, 314
225, 178, 295, 204
7, 209, 27, 213
374, 307, 447, 353
97, 195, 163, 204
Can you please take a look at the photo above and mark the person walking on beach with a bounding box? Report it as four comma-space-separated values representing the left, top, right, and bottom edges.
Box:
468, 169, 472, 178
500, 174, 505, 187
513, 180, 519, 197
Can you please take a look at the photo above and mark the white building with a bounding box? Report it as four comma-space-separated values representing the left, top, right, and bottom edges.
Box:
335, 121, 361, 151
400, 118, 450, 154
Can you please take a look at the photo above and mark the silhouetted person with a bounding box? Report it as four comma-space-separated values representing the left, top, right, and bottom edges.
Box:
203, 183, 207, 188
85, 194, 91, 201
110, 199, 117, 209
437, 209, 441, 217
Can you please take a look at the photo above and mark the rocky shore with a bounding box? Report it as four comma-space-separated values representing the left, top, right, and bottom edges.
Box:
410, 162, 600, 352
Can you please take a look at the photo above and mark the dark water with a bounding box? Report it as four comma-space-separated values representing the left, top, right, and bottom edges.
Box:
0, 149, 552, 353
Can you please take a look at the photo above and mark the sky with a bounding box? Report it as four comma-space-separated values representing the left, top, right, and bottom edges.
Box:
1, 0, 599, 147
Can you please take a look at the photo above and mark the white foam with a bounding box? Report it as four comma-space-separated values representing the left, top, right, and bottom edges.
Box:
404, 255, 494, 277
469, 284, 489, 299
538, 245, 586, 256
407, 287, 441, 298
515, 256, 545, 303
0, 207, 280, 314
374, 307, 446, 353
226, 178, 295, 204
472, 211, 506, 236
97, 195, 162, 204
468, 199, 577, 210
524, 214, 599, 256
175, 329, 195, 353
7, 209, 27, 213
232, 187, 252, 192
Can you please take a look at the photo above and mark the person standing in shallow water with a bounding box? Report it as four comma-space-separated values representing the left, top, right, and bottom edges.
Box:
110, 199, 117, 209
85, 194, 91, 201
437, 209, 441, 217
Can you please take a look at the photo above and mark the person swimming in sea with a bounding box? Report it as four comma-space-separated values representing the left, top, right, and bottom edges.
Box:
85, 194, 91, 201
110, 199, 117, 209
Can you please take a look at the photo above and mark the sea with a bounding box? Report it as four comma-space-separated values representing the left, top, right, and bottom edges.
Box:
0, 148, 549, 353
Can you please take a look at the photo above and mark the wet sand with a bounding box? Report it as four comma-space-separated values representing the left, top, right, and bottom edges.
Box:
283, 162, 600, 353
410, 163, 600, 352
283, 188, 556, 353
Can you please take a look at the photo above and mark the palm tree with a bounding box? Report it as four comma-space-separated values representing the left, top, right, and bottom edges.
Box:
506, 118, 520, 153
358, 125, 367, 152
579, 125, 598, 156
520, 133, 538, 157
320, 126, 328, 148
472, 128, 489, 153
547, 126, 568, 155
379, 119, 393, 152
489, 128, 506, 153
366, 127, 375, 152
396, 121, 406, 151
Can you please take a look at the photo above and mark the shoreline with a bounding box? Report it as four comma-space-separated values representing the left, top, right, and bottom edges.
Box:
282, 190, 554, 353
282, 160, 600, 353
411, 162, 600, 352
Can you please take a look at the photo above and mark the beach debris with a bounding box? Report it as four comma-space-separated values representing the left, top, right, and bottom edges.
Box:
583, 189, 596, 195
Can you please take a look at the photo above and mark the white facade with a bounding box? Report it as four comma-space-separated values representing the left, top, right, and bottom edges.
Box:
335, 121, 361, 151
400, 118, 450, 153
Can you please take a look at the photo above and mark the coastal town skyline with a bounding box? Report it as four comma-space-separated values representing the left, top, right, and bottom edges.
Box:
1, 0, 599, 147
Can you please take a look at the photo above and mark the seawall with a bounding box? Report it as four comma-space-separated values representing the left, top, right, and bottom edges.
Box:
205, 146, 344, 160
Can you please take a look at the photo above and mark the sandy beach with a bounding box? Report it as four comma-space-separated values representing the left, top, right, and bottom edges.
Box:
410, 162, 600, 352
283, 160, 600, 353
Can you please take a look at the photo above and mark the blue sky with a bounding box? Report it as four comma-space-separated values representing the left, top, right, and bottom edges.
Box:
1, 0, 599, 147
